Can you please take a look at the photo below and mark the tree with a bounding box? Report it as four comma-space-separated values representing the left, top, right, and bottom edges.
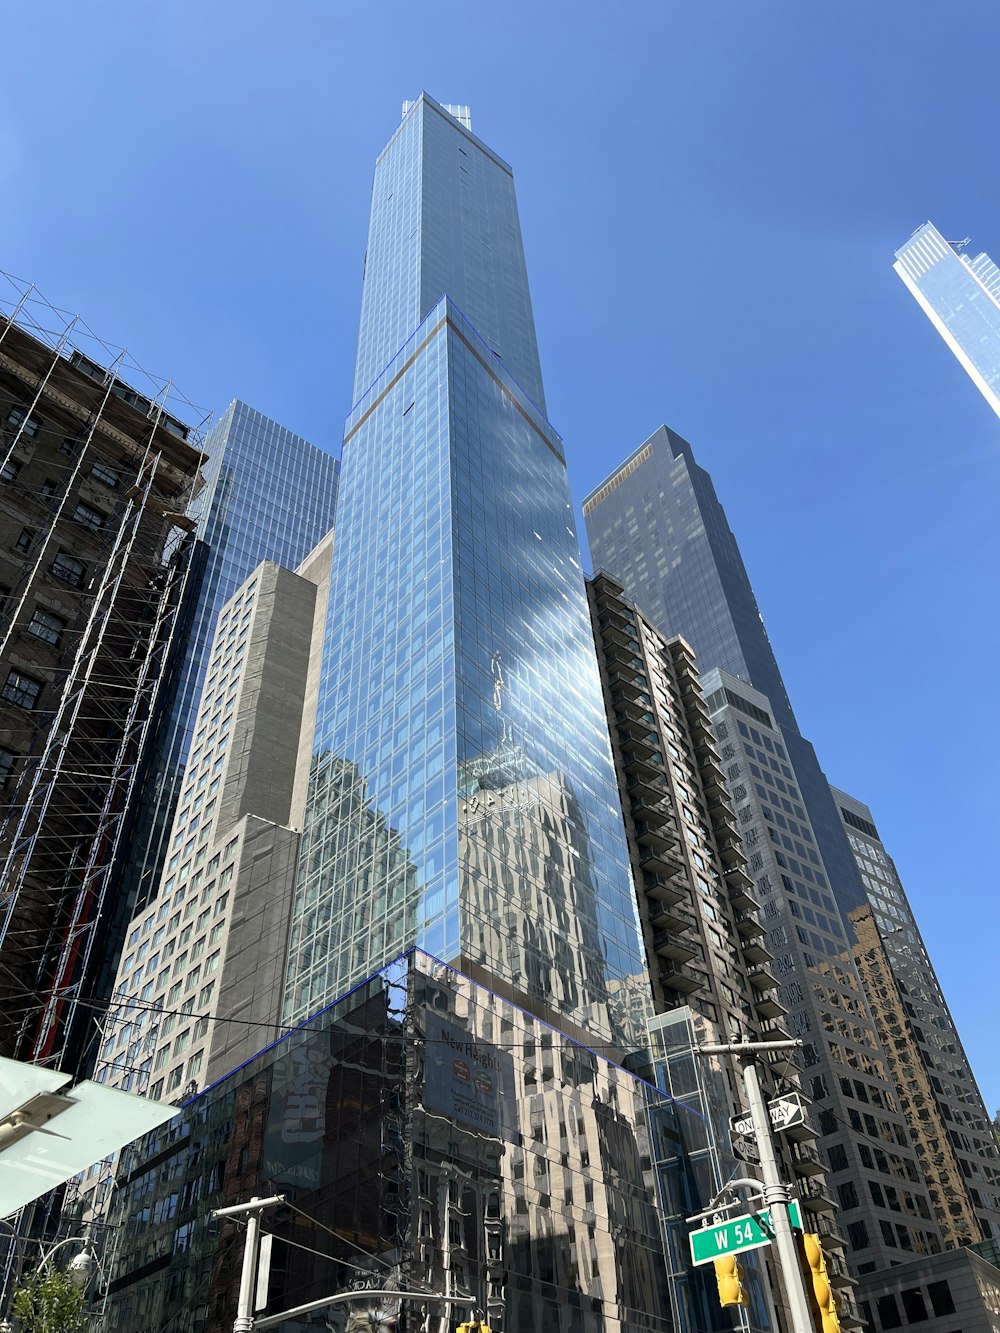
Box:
11, 1268, 87, 1333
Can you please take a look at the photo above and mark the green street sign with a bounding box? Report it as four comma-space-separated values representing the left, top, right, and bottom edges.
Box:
689, 1200, 802, 1266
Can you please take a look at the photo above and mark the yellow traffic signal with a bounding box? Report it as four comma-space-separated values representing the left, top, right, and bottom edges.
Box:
456, 1323, 491, 1333
713, 1254, 750, 1308
801, 1233, 841, 1333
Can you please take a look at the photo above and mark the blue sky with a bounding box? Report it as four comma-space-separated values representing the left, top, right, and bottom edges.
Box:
5, 2, 999, 1109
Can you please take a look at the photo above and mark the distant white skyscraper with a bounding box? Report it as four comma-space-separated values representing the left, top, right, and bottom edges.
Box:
894, 221, 1000, 419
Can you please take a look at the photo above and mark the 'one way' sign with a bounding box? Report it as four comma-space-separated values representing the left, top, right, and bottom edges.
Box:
729, 1091, 807, 1140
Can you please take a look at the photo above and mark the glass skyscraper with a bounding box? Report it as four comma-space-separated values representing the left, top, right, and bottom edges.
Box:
894, 221, 1000, 419
285, 95, 647, 1053
583, 424, 867, 919
124, 400, 340, 910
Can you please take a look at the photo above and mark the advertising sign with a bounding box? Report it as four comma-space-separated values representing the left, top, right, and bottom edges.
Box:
423, 1011, 516, 1139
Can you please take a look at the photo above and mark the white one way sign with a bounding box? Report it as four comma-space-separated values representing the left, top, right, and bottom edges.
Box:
730, 1091, 806, 1140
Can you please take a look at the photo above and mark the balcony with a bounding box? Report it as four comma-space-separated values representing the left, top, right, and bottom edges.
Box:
642, 870, 686, 907
727, 881, 759, 915
788, 1141, 824, 1178
748, 961, 779, 991
652, 930, 698, 964
698, 758, 727, 798
762, 1014, 793, 1042
754, 992, 786, 1021
800, 1180, 836, 1214
609, 675, 645, 703
597, 605, 632, 633
615, 711, 657, 741
816, 1216, 848, 1249
601, 623, 635, 653
716, 835, 744, 867
735, 911, 766, 939
740, 938, 774, 968
625, 772, 667, 803
639, 845, 686, 881
658, 960, 701, 995
685, 708, 713, 743
622, 748, 661, 780
648, 902, 690, 933
635, 821, 678, 854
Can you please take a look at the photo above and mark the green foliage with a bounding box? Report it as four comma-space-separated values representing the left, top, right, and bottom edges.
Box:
11, 1268, 87, 1333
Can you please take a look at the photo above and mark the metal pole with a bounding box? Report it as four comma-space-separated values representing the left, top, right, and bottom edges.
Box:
738, 1055, 815, 1333
233, 1199, 262, 1333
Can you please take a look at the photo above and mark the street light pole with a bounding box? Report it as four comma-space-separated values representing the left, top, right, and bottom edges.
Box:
697, 1037, 816, 1333
211, 1195, 285, 1333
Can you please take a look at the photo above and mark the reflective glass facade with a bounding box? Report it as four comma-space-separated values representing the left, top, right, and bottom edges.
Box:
288, 298, 646, 1048
105, 950, 673, 1333
583, 425, 867, 917
354, 95, 546, 412
126, 401, 340, 907
286, 97, 647, 1051
894, 222, 1000, 419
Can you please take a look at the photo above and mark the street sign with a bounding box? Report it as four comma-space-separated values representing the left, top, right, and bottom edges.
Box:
731, 1131, 760, 1165
689, 1200, 803, 1267
730, 1091, 806, 1140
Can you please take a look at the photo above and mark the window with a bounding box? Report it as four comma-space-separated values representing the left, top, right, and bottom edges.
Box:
6, 407, 41, 437
927, 1281, 955, 1317
875, 1295, 902, 1329
51, 550, 85, 587
73, 500, 105, 531
14, 527, 33, 553
0, 746, 16, 784
90, 460, 119, 488
26, 606, 66, 647
59, 435, 80, 456
837, 1181, 858, 1210
846, 1220, 869, 1250
900, 1288, 927, 1323
1, 670, 42, 709
828, 1144, 848, 1172
1, 458, 21, 482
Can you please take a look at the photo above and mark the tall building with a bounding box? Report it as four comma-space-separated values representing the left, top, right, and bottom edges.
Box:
284, 95, 646, 1053
101, 97, 673, 1333
700, 668, 945, 1276
588, 571, 862, 1331
122, 400, 340, 918
893, 221, 1000, 419
0, 277, 205, 1073
832, 787, 1000, 1245
582, 427, 998, 1283
93, 538, 334, 1113
584, 424, 866, 923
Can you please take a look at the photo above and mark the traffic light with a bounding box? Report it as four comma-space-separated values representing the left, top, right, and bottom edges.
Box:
713, 1254, 750, 1308
800, 1233, 841, 1333
456, 1322, 491, 1333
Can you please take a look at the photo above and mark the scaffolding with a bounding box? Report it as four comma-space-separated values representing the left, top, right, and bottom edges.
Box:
0, 270, 210, 1076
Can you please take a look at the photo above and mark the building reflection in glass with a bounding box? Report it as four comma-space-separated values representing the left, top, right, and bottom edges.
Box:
285, 302, 649, 1055
104, 951, 673, 1332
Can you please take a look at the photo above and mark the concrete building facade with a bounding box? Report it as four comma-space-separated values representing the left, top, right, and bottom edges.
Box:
94, 535, 334, 1121
588, 571, 862, 1332
701, 668, 946, 1278
0, 293, 205, 1074
833, 787, 1000, 1246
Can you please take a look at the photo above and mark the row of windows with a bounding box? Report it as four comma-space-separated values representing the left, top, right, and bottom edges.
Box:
2, 450, 120, 491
